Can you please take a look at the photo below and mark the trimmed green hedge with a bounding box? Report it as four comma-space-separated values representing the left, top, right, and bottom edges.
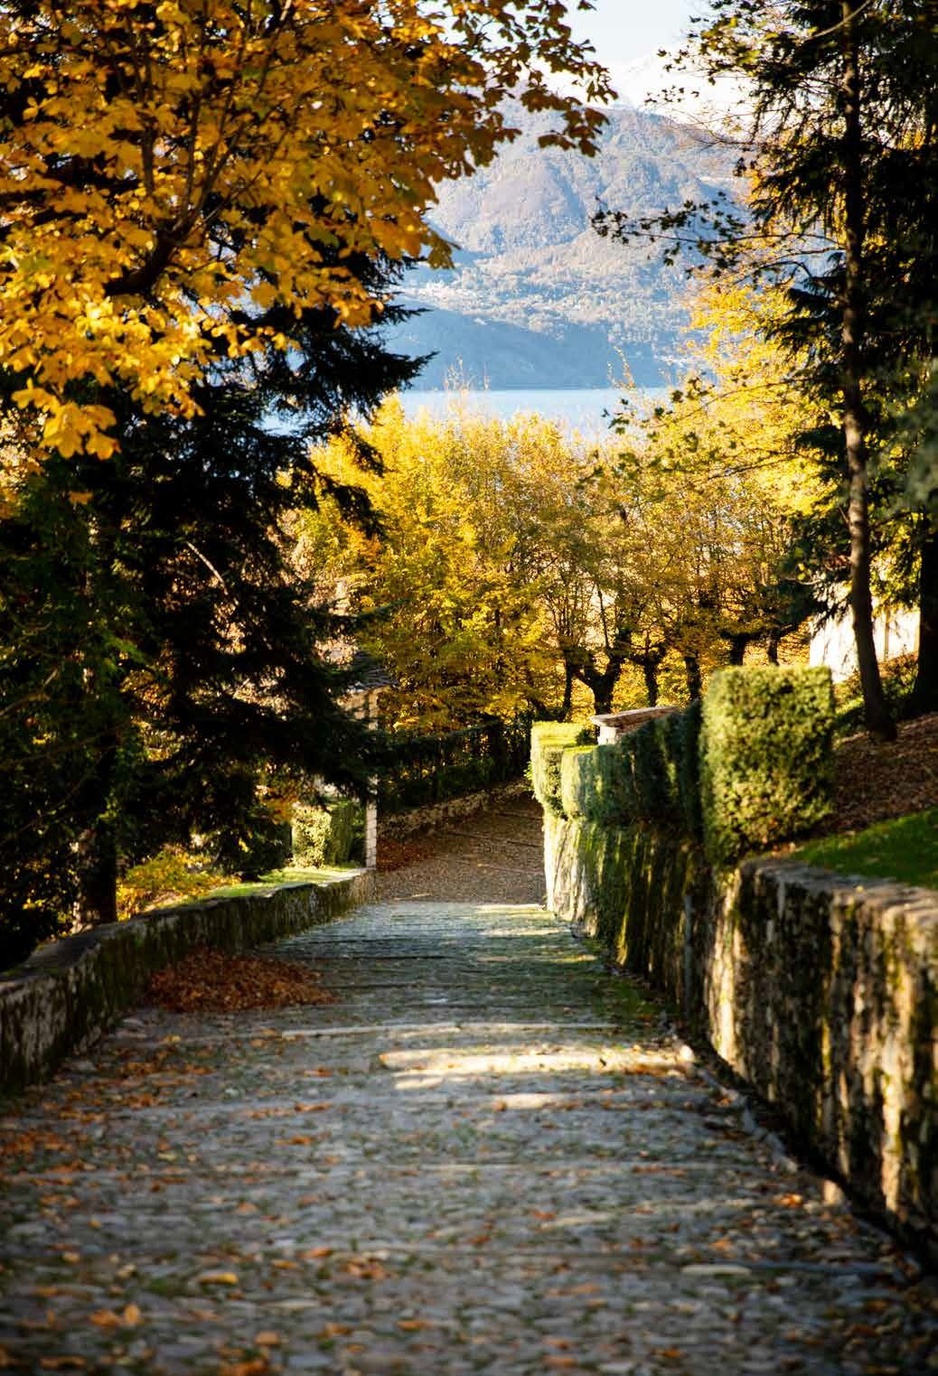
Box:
530, 722, 592, 816
555, 702, 702, 837
700, 666, 835, 866
628, 704, 701, 835
292, 798, 362, 867
539, 667, 833, 862
561, 743, 631, 826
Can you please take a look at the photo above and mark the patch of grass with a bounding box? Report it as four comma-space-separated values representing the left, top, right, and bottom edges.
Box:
145, 865, 360, 907
203, 865, 359, 898
792, 808, 938, 890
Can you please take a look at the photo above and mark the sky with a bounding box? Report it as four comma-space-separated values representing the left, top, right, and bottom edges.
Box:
566, 0, 701, 108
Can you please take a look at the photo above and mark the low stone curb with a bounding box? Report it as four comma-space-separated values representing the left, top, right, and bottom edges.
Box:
0, 869, 375, 1095
379, 779, 532, 843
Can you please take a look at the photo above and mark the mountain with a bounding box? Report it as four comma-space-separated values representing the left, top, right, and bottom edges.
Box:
387, 104, 736, 390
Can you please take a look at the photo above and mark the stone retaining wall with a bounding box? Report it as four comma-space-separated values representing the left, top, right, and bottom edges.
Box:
545, 814, 938, 1253
378, 780, 531, 843
0, 870, 375, 1096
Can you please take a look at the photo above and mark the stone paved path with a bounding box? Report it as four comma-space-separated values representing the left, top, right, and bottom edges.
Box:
1, 808, 936, 1374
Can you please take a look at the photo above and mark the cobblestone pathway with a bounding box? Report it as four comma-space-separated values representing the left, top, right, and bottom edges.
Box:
1, 803, 935, 1374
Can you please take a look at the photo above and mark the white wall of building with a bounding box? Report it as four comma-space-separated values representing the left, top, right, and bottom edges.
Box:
809, 608, 919, 682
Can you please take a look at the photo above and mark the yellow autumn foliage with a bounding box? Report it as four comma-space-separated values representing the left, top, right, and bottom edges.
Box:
0, 1, 611, 457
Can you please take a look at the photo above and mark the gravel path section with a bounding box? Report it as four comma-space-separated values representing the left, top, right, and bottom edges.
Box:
0, 801, 935, 1374
376, 792, 547, 906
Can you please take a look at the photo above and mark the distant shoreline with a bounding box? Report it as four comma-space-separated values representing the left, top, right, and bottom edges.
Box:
399, 386, 667, 435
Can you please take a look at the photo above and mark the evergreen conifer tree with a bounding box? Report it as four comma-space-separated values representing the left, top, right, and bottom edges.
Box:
0, 268, 421, 961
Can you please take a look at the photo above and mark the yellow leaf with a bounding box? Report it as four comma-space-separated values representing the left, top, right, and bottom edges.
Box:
90, 1310, 123, 1328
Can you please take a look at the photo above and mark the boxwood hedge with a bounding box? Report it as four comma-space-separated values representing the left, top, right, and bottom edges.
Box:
700, 666, 835, 866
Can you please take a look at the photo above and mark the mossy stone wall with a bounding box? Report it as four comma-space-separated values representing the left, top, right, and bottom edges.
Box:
544, 814, 937, 1252
0, 870, 375, 1096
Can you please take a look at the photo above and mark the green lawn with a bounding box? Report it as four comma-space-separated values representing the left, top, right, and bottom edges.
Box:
792, 808, 938, 891
201, 865, 361, 899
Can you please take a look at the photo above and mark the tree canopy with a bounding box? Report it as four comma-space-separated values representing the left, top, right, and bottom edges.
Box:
0, 0, 611, 465
597, 0, 938, 736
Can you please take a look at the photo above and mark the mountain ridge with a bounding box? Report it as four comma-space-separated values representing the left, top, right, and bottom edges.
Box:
388, 104, 736, 389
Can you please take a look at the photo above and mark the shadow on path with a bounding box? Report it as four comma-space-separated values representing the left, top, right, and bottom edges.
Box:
0, 821, 935, 1374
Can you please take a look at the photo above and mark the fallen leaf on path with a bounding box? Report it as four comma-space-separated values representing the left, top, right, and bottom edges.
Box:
196, 1271, 239, 1286
145, 948, 334, 1013
89, 1310, 123, 1329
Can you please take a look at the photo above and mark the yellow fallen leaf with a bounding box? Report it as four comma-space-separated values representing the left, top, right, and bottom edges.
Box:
123, 1304, 142, 1327
254, 1331, 280, 1346
90, 1310, 123, 1329
196, 1270, 239, 1286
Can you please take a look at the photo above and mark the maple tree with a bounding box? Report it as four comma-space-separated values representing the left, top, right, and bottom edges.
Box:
0, 0, 611, 465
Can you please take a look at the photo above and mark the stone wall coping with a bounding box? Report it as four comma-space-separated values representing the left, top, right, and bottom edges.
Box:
743, 856, 938, 919
591, 706, 680, 741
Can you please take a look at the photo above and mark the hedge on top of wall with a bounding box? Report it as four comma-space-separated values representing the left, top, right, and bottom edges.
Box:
555, 701, 702, 838
530, 722, 593, 816
700, 666, 835, 866
539, 667, 833, 860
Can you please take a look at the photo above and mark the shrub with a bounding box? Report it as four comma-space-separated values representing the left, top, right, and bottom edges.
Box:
835, 651, 918, 736
117, 847, 234, 920
542, 707, 702, 835
700, 666, 835, 866
378, 715, 532, 814
530, 722, 593, 816
292, 798, 362, 868
649, 700, 702, 837
561, 743, 634, 826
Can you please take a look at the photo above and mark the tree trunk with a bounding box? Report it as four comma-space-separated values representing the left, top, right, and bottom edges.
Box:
727, 633, 749, 666
684, 653, 702, 702
76, 818, 119, 927
912, 519, 938, 714
561, 660, 575, 718
766, 631, 780, 665
840, 1, 896, 740
642, 659, 659, 706
590, 676, 617, 716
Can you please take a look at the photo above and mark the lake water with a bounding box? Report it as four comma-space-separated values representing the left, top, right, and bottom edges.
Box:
399, 387, 667, 437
